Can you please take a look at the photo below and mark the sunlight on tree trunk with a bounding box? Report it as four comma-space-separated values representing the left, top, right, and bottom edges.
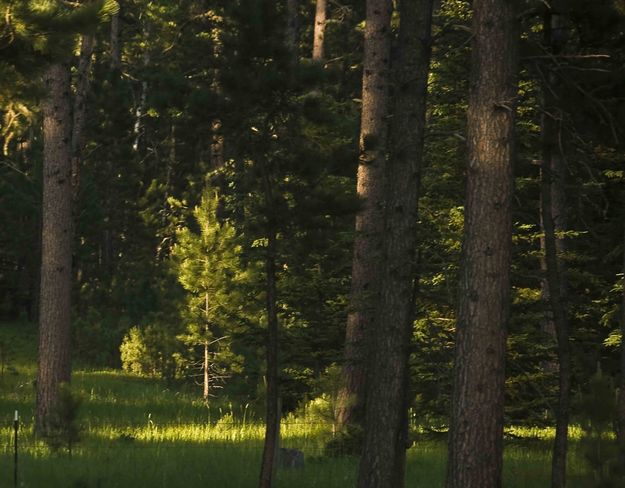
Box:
336, 0, 393, 436
446, 0, 519, 485
37, 62, 74, 435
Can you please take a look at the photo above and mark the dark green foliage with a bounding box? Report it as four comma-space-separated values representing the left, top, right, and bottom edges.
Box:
0, 0, 624, 465
578, 369, 623, 487
42, 383, 83, 456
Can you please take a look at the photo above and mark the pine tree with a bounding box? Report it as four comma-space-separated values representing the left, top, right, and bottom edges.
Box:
446, 0, 520, 485
357, 0, 434, 486
173, 188, 242, 399
336, 0, 393, 436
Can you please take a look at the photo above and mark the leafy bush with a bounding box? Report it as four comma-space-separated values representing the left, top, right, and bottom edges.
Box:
120, 324, 179, 379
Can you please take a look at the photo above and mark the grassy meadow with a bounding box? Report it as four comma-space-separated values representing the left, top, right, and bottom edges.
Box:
0, 322, 596, 487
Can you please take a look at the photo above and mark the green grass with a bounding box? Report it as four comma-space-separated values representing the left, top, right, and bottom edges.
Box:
0, 322, 601, 486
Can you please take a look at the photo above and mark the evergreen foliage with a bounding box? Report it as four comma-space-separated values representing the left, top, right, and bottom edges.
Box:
0, 2, 624, 483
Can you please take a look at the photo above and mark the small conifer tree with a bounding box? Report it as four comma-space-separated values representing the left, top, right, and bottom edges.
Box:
173, 188, 243, 398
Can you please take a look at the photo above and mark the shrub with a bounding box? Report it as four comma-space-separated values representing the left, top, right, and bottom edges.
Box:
120, 324, 179, 379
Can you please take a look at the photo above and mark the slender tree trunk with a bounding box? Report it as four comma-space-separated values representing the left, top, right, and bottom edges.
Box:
110, 2, 121, 72
71, 34, 95, 312
336, 0, 393, 434
133, 19, 149, 153
36, 63, 74, 435
542, 137, 571, 488
312, 0, 327, 61
539, 5, 571, 488
259, 223, 279, 488
258, 139, 280, 487
210, 15, 225, 170
286, 0, 299, 69
204, 292, 210, 400
210, 119, 225, 170
618, 224, 625, 468
357, 1, 434, 487
446, 0, 519, 486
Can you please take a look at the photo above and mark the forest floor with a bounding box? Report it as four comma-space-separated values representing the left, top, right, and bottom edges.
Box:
0, 322, 596, 487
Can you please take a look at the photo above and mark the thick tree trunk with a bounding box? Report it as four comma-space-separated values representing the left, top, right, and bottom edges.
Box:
36, 63, 74, 435
539, 5, 572, 488
336, 0, 393, 435
259, 225, 279, 488
312, 0, 327, 61
446, 1, 519, 487
356, 1, 434, 487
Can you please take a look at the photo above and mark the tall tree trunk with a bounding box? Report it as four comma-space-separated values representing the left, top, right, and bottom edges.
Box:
133, 19, 150, 153
210, 118, 225, 170
312, 0, 327, 61
286, 0, 299, 69
110, 2, 121, 72
36, 63, 74, 435
540, 5, 571, 488
71, 34, 95, 299
258, 137, 280, 486
446, 0, 519, 486
357, 0, 434, 487
542, 136, 571, 488
258, 223, 279, 488
618, 224, 625, 468
336, 0, 393, 435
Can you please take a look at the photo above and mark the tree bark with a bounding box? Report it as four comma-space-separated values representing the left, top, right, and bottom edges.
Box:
542, 133, 571, 488
618, 224, 625, 468
110, 2, 121, 72
446, 1, 519, 486
336, 0, 393, 434
258, 224, 279, 488
312, 0, 327, 61
210, 119, 225, 170
72, 34, 95, 207
286, 0, 299, 70
258, 146, 280, 488
356, 0, 434, 487
36, 63, 74, 435
539, 5, 572, 488
133, 19, 149, 153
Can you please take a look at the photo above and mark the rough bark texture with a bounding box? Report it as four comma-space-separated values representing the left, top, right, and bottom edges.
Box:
36, 63, 74, 435
539, 5, 572, 488
336, 0, 393, 433
356, 0, 433, 487
446, 1, 519, 487
312, 0, 327, 61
